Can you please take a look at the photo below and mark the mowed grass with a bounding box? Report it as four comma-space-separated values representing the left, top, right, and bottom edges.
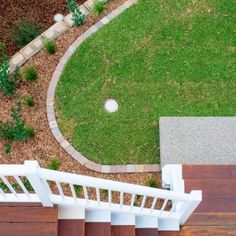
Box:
55, 0, 236, 165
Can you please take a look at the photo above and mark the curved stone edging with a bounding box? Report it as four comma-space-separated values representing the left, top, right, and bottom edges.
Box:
47, 0, 161, 173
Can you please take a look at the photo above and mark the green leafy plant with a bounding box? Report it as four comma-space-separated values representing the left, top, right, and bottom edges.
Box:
43, 39, 57, 54
22, 96, 35, 107
10, 20, 41, 47
23, 179, 34, 192
47, 157, 61, 170
74, 185, 83, 195
0, 55, 19, 96
92, 0, 105, 14
23, 66, 38, 81
101, 189, 108, 197
67, 0, 85, 26
146, 177, 158, 188
0, 105, 35, 154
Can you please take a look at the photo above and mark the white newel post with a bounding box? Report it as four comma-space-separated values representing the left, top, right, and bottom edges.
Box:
24, 161, 53, 207
178, 190, 202, 225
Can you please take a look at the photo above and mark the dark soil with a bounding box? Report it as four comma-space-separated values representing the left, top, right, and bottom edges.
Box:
0, 0, 86, 56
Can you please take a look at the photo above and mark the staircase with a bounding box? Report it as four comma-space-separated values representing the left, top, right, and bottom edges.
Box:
0, 161, 202, 236
59, 208, 159, 236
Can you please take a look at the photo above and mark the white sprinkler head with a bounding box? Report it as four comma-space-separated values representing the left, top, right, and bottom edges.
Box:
104, 99, 119, 113
53, 13, 64, 22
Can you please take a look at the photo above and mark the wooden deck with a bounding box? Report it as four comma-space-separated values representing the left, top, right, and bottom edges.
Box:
160, 165, 236, 236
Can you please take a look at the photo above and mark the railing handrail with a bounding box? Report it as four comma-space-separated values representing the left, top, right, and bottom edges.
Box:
39, 168, 192, 202
0, 161, 202, 225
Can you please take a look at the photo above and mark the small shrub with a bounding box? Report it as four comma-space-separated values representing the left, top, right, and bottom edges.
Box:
47, 157, 61, 170
92, 0, 105, 14
26, 126, 36, 138
43, 40, 57, 54
22, 96, 35, 107
0, 55, 19, 96
146, 177, 158, 188
67, 0, 85, 26
10, 20, 41, 47
22, 178, 34, 192
101, 189, 108, 197
23, 67, 38, 81
74, 185, 83, 195
0, 105, 35, 154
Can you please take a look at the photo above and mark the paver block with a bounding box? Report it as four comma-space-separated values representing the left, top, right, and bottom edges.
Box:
42, 21, 68, 40
20, 45, 35, 59
30, 36, 44, 50
84, 0, 94, 11
100, 17, 110, 25
10, 53, 25, 66
80, 4, 90, 15
64, 13, 74, 27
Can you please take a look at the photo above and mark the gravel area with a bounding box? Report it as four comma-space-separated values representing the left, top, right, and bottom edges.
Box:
0, 0, 161, 188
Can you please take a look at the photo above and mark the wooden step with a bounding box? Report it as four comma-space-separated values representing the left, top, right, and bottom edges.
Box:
58, 220, 85, 236
111, 225, 135, 236
179, 226, 236, 236
0, 205, 57, 223
0, 203, 58, 236
135, 228, 158, 236
186, 213, 236, 226
183, 165, 236, 179
196, 196, 236, 213
185, 179, 236, 197
0, 223, 57, 236
85, 222, 111, 236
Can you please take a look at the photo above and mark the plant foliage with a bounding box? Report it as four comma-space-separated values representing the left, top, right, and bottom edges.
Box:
92, 0, 105, 14
43, 39, 57, 54
10, 20, 41, 47
67, 0, 85, 26
23, 66, 38, 81
0, 105, 35, 154
0, 55, 19, 96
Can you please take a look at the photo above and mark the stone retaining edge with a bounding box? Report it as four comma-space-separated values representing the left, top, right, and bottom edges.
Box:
47, 0, 161, 173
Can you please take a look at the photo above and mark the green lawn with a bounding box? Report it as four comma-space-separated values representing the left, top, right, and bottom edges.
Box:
55, 0, 236, 165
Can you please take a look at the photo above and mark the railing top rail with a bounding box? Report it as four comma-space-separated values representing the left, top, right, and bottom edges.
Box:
39, 168, 192, 202
0, 163, 194, 202
0, 165, 29, 176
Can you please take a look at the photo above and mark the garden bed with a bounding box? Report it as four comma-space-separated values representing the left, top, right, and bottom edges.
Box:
0, 0, 86, 56
0, 0, 160, 187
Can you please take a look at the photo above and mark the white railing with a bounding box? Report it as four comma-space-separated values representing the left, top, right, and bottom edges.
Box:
0, 161, 201, 225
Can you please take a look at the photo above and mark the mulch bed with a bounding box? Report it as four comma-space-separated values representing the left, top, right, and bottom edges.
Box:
0, 0, 85, 56
0, 0, 161, 189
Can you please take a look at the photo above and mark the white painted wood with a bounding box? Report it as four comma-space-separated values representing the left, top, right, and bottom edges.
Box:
111, 212, 135, 225
158, 218, 179, 231
135, 215, 158, 228
24, 161, 53, 207
58, 205, 85, 219
85, 209, 111, 222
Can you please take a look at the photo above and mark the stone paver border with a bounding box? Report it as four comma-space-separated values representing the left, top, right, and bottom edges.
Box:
47, 0, 161, 173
